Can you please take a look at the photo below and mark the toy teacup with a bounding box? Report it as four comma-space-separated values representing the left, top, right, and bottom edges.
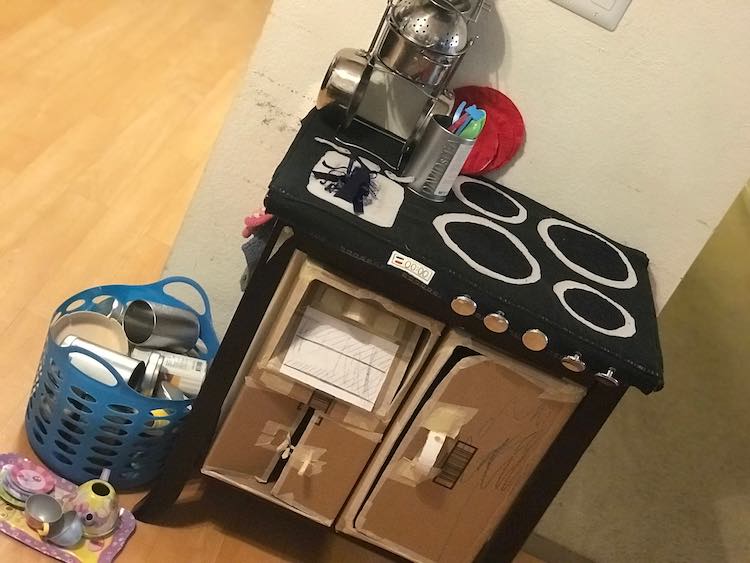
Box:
25, 494, 63, 536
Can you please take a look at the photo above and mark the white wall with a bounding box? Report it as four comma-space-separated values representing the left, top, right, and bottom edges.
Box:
458, 1, 750, 311
167, 0, 750, 330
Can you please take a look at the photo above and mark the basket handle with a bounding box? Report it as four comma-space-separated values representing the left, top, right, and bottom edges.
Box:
150, 276, 219, 355
149, 276, 214, 323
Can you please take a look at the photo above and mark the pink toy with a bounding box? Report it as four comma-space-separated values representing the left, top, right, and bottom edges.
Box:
242, 207, 274, 238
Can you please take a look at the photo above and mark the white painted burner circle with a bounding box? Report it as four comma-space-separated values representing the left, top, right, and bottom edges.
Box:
453, 176, 528, 225
434, 213, 541, 285
553, 280, 636, 338
538, 218, 638, 289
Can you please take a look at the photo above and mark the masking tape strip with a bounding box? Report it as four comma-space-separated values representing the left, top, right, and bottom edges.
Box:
287, 445, 327, 477
342, 423, 383, 443
273, 492, 334, 526
258, 371, 295, 396
308, 259, 442, 333
416, 430, 446, 474
245, 375, 263, 390
254, 421, 293, 452
421, 403, 478, 439
342, 406, 382, 432
391, 451, 442, 487
453, 353, 586, 403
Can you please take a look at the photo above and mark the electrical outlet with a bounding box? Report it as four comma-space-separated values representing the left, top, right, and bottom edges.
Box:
549, 0, 633, 31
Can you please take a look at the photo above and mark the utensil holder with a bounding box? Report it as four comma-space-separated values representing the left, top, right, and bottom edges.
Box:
404, 115, 476, 201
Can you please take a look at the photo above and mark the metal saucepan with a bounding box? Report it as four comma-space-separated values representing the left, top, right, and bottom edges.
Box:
316, 48, 374, 128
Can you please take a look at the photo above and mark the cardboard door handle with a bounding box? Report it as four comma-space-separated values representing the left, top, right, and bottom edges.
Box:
414, 431, 447, 477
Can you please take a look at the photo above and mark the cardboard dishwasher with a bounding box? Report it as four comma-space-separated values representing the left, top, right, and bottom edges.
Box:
340, 335, 588, 563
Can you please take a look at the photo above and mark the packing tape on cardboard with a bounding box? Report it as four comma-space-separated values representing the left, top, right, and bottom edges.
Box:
255, 421, 293, 453
274, 492, 335, 527
421, 403, 478, 439
244, 375, 263, 390
258, 371, 295, 396
345, 424, 383, 443
453, 355, 585, 404
354, 504, 436, 563
287, 445, 327, 477
391, 431, 447, 486
416, 430, 447, 473
390, 402, 478, 487
342, 406, 382, 432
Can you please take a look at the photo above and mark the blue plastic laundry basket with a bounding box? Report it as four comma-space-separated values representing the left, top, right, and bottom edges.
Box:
25, 277, 219, 490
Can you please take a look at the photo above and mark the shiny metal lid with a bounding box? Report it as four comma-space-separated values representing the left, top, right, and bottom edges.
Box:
483, 312, 509, 334
522, 329, 549, 352
561, 353, 587, 373
451, 295, 477, 316
140, 352, 164, 397
391, 0, 469, 55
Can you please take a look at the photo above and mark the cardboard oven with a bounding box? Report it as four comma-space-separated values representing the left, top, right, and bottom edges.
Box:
203, 253, 443, 525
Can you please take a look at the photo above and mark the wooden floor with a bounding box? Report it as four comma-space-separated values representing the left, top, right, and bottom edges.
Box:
0, 3, 543, 562
0, 1, 273, 561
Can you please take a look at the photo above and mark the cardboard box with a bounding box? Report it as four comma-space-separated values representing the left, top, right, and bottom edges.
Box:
205, 379, 307, 484
251, 256, 443, 431
205, 380, 382, 526
271, 412, 381, 524
219, 251, 306, 423
338, 331, 587, 563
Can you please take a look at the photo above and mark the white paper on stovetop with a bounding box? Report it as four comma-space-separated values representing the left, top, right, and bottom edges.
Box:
280, 307, 399, 411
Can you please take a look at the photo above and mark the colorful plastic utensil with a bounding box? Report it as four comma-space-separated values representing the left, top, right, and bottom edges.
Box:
460, 115, 486, 140
457, 108, 486, 136
452, 101, 467, 124
449, 112, 470, 133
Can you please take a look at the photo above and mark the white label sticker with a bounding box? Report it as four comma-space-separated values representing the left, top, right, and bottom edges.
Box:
388, 251, 436, 285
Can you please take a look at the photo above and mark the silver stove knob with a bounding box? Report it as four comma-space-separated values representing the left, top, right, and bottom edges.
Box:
484, 312, 509, 333
595, 368, 620, 387
561, 353, 586, 373
522, 329, 548, 352
451, 295, 477, 316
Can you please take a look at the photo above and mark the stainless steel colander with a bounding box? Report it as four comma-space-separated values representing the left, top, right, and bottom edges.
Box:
392, 0, 469, 55
378, 0, 469, 88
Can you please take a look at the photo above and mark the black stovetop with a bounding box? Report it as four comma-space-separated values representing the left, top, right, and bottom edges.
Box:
266, 109, 663, 393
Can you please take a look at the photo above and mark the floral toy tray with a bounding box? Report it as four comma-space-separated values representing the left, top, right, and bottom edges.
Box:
0, 453, 135, 562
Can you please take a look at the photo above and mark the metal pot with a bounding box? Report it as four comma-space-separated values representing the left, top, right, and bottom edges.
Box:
316, 48, 374, 127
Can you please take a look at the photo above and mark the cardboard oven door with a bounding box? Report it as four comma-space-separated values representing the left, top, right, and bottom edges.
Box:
271, 413, 381, 526
352, 354, 586, 563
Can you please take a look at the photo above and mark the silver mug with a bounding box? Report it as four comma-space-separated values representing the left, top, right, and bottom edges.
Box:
123, 300, 200, 353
